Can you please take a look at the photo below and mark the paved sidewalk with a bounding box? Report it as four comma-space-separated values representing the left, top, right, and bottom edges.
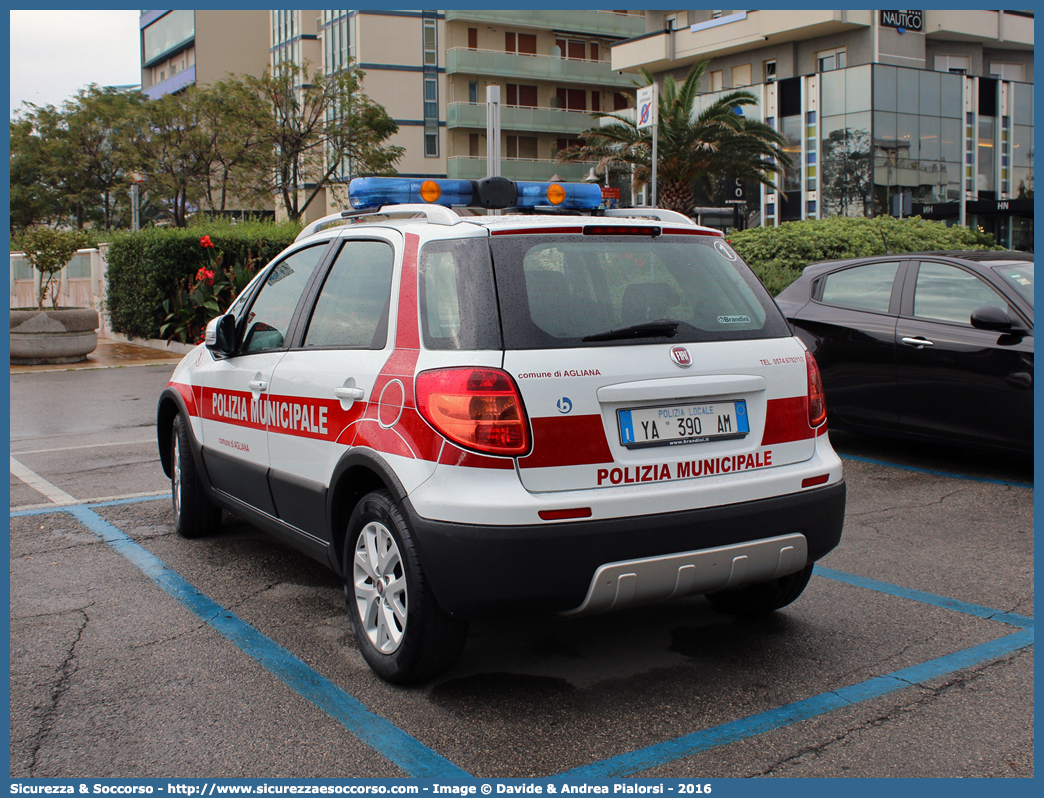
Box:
10, 340, 186, 374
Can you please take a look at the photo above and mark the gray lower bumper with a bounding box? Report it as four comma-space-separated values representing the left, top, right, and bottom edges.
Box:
560, 533, 808, 616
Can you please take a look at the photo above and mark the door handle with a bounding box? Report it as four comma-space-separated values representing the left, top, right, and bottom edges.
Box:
334, 387, 365, 400
900, 337, 934, 348
248, 380, 268, 392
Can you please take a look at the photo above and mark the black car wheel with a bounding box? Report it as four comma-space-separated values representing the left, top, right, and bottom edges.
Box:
171, 413, 221, 538
705, 563, 814, 616
344, 491, 467, 684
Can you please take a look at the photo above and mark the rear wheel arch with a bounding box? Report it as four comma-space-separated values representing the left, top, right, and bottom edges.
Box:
327, 450, 409, 578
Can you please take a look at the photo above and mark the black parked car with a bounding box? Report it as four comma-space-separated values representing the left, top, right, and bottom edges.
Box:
775, 251, 1033, 455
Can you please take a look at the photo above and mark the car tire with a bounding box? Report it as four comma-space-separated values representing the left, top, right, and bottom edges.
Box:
705, 563, 814, 616
171, 413, 221, 538
344, 490, 467, 684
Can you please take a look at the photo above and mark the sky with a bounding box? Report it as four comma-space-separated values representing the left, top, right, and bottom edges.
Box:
9, 9, 142, 116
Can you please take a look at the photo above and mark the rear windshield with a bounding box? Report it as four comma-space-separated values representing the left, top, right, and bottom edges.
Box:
489, 234, 790, 349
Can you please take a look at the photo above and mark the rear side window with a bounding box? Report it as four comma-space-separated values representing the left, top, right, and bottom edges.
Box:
490, 234, 790, 349
818, 261, 900, 313
419, 237, 501, 350
303, 239, 394, 349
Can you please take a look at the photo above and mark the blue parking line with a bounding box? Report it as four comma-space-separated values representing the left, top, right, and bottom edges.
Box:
555, 629, 1033, 778
839, 453, 1033, 489
815, 565, 1034, 630
12, 496, 1033, 780
61, 504, 471, 779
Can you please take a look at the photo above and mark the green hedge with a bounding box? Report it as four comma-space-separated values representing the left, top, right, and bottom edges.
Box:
729, 215, 1001, 296
106, 220, 302, 340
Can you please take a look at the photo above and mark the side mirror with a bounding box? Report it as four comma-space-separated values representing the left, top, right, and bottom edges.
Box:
970, 305, 1014, 332
205, 314, 237, 356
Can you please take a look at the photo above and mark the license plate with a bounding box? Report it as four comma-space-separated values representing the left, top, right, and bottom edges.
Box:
617, 400, 749, 449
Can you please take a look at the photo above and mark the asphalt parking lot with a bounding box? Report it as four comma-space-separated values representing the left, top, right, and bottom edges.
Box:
9, 357, 1034, 779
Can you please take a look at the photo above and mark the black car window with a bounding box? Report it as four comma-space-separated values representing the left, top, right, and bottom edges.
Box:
992, 262, 1034, 308
912, 262, 1009, 324
240, 245, 325, 354
303, 240, 394, 349
819, 261, 900, 313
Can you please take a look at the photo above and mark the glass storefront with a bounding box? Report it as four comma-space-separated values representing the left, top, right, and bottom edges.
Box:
768, 63, 1033, 250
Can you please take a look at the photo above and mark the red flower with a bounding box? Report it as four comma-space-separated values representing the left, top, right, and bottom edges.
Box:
200, 235, 215, 249
196, 267, 215, 286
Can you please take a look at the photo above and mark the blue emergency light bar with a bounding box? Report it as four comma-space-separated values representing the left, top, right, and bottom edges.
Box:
348, 176, 603, 212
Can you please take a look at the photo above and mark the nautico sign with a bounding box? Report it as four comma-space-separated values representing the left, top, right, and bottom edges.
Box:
880, 10, 924, 33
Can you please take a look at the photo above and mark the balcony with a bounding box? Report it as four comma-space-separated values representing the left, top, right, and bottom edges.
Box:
612, 9, 873, 74
447, 48, 635, 88
446, 102, 596, 134
447, 157, 594, 182
924, 10, 1033, 48
444, 10, 644, 39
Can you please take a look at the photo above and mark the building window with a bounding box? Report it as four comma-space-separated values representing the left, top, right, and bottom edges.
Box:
468, 27, 477, 50
507, 135, 538, 159
423, 18, 437, 67
424, 77, 438, 120
934, 54, 970, 75
507, 32, 537, 55
469, 81, 478, 104
506, 84, 538, 108
555, 38, 586, 60
425, 133, 439, 157
732, 64, 751, 87
143, 9, 194, 65
710, 70, 723, 92
990, 62, 1025, 82
764, 60, 777, 83
817, 48, 846, 72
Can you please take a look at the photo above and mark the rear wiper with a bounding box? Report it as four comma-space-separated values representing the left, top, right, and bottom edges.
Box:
581, 319, 680, 343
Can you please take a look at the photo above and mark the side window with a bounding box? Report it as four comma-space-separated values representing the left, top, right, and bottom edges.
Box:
240, 245, 325, 354
303, 240, 395, 349
418, 237, 501, 350
819, 261, 900, 313
912, 262, 1008, 324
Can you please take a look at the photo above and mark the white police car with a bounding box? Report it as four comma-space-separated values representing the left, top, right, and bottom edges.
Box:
157, 176, 845, 684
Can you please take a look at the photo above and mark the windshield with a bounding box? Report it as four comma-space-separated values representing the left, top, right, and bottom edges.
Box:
489, 234, 790, 349
992, 261, 1034, 308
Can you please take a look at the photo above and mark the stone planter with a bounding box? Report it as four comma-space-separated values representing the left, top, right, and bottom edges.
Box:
10, 307, 100, 365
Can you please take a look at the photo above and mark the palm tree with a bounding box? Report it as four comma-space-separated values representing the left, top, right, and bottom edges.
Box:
557, 61, 791, 216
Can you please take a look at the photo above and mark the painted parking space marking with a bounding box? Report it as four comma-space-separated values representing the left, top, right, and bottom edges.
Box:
11, 494, 1032, 779
11, 499, 469, 779
556, 629, 1032, 778
10, 456, 78, 505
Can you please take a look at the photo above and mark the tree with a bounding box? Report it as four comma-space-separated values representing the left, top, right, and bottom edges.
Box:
130, 91, 213, 227
820, 127, 874, 218
245, 60, 404, 222
9, 87, 147, 232
557, 62, 791, 216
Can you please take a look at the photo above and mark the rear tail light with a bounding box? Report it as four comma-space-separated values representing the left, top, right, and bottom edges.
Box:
416, 368, 531, 457
806, 352, 827, 428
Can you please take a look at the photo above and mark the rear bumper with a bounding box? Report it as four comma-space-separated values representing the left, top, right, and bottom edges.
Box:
403, 479, 845, 619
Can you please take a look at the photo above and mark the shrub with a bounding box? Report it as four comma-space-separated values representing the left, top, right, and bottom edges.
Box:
729, 215, 1001, 296
15, 227, 93, 309
106, 219, 301, 340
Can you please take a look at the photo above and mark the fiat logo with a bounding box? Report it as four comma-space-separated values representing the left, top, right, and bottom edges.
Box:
670, 346, 692, 368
